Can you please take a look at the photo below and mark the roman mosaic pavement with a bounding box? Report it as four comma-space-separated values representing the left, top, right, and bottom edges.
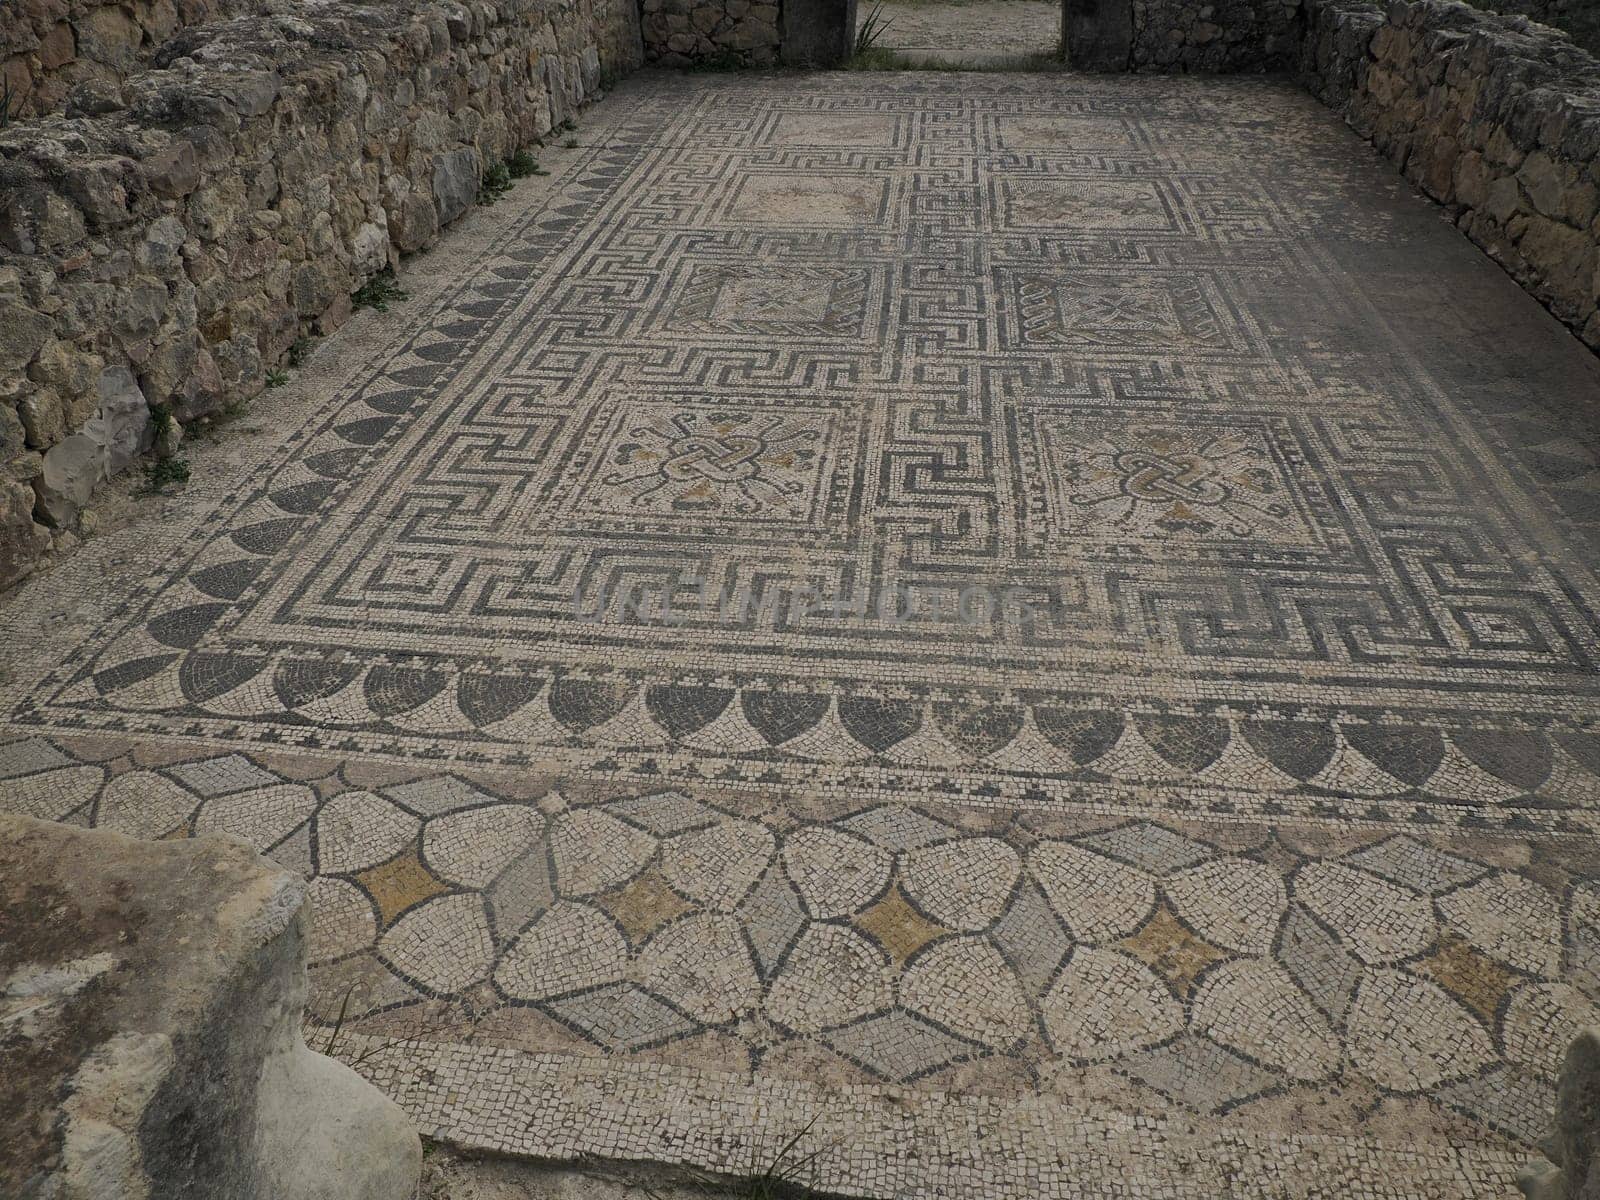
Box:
6, 71, 1600, 1195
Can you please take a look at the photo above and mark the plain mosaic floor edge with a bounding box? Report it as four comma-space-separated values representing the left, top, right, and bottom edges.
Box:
348, 1032, 1529, 1197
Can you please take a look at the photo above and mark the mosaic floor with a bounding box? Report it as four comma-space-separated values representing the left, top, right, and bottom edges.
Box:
5, 71, 1600, 1196
863, 0, 1061, 66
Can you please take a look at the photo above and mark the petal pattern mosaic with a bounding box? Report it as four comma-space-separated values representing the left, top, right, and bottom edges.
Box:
6, 734, 1598, 1152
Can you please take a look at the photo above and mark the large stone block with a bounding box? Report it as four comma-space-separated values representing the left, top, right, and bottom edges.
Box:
1520, 1028, 1600, 1200
35, 432, 101, 526
0, 814, 422, 1200
431, 146, 481, 226
88, 364, 153, 477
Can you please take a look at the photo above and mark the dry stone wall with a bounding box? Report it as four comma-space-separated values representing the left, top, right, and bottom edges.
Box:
0, 0, 643, 591
640, 0, 782, 67
1464, 0, 1598, 57
1, 0, 257, 119
1300, 0, 1600, 350
1129, 0, 1301, 71
1065, 0, 1301, 70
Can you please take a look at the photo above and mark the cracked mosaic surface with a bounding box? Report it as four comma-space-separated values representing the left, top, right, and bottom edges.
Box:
5, 71, 1600, 1196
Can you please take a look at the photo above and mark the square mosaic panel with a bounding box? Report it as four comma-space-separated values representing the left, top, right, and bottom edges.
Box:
665, 263, 875, 339
999, 178, 1179, 232
1024, 413, 1324, 551
549, 399, 847, 528
1005, 271, 1235, 351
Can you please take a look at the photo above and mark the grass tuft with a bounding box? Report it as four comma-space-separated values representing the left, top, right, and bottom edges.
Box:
141, 457, 190, 493
478, 159, 514, 205
854, 1, 894, 54
352, 268, 408, 313
507, 149, 548, 178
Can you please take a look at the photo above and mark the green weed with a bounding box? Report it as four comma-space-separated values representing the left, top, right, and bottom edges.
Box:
855, 1, 894, 54
352, 269, 408, 313
141, 457, 190, 493
478, 159, 514, 205
507, 149, 548, 178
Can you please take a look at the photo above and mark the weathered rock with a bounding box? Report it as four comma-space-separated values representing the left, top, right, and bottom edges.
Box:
0, 299, 54, 371
0, 479, 49, 588
35, 433, 100, 527
1519, 1027, 1600, 1200
88, 365, 153, 477
0, 813, 422, 1200
433, 147, 482, 226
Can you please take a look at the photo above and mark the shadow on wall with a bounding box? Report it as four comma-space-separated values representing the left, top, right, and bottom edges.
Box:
640, 0, 858, 67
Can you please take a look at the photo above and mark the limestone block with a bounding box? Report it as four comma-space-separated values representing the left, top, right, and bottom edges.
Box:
1486, 174, 1528, 224
19, 386, 68, 449
173, 346, 226, 422
0, 187, 86, 254
137, 215, 189, 272
351, 221, 391, 275
1519, 213, 1597, 315
0, 814, 422, 1200
0, 478, 49, 588
1453, 148, 1492, 208
0, 299, 54, 370
29, 340, 105, 421
75, 5, 144, 70
390, 189, 440, 253
35, 432, 100, 526
1518, 149, 1569, 221
432, 146, 481, 226
88, 364, 153, 477
145, 138, 201, 199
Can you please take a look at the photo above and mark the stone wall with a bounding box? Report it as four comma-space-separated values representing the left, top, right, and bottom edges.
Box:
1299, 0, 1600, 350
1, 0, 256, 119
640, 0, 856, 68
1065, 0, 1301, 69
0, 0, 643, 591
1464, 0, 1599, 57
1129, 0, 1301, 71
641, 0, 782, 66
